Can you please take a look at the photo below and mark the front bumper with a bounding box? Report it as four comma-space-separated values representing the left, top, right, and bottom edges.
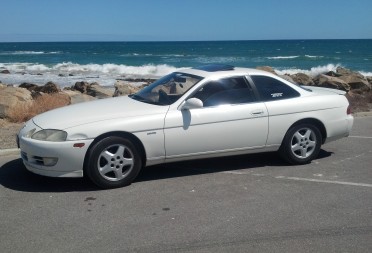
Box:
19, 136, 93, 178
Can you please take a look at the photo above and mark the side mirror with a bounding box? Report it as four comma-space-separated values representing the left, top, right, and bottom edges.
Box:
180, 98, 203, 110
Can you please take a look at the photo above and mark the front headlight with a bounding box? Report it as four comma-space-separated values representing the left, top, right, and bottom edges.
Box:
31, 129, 67, 142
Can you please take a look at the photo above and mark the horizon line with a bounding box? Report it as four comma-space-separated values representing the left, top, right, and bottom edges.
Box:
1, 38, 372, 43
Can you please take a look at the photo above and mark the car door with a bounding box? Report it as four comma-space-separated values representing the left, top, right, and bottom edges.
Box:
163, 76, 269, 160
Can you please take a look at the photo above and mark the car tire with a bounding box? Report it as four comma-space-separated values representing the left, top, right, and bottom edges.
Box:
86, 136, 142, 189
279, 123, 322, 165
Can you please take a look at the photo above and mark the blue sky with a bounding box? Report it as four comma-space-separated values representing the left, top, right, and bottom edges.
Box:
1, 0, 372, 42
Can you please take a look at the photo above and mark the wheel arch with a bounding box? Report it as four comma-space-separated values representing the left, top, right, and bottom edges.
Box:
83, 131, 147, 176
287, 118, 327, 144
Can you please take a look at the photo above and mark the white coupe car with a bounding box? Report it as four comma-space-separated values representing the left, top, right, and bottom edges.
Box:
18, 64, 353, 188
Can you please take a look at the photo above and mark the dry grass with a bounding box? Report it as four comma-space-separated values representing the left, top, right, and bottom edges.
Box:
7, 93, 70, 123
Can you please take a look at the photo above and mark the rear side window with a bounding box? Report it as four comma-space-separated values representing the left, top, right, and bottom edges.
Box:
192, 77, 256, 107
251, 75, 300, 101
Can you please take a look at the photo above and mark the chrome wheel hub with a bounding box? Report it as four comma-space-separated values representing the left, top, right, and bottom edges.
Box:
290, 128, 316, 159
97, 144, 134, 181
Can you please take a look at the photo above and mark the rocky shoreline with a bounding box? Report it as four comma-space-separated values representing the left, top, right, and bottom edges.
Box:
1, 66, 372, 121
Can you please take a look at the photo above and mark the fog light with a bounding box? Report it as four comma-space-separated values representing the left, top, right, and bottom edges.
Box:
43, 157, 58, 166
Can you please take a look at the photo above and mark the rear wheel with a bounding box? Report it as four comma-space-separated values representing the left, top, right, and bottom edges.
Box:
279, 124, 321, 165
86, 136, 142, 189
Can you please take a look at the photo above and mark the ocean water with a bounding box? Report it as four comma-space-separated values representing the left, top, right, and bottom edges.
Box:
0, 40, 371, 87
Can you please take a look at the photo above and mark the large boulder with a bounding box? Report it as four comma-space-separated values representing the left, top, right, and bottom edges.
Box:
313, 74, 350, 91
37, 92, 71, 106
337, 73, 370, 91
367, 76, 372, 84
0, 86, 32, 118
86, 82, 114, 98
324, 71, 341, 77
71, 82, 113, 98
62, 90, 97, 104
290, 73, 315, 86
336, 67, 354, 76
73, 81, 90, 93
38, 81, 60, 93
113, 81, 141, 97
345, 90, 372, 113
19, 82, 60, 98
327, 67, 371, 91
19, 82, 38, 91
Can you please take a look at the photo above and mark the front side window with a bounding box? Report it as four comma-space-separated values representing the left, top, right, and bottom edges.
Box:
191, 77, 255, 107
251, 75, 300, 101
130, 72, 203, 105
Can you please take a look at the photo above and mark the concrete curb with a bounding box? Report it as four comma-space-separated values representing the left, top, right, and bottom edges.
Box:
0, 148, 20, 157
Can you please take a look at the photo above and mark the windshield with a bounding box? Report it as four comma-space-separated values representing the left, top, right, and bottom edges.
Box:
129, 72, 203, 105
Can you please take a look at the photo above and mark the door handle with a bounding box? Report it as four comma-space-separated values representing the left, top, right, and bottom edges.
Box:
251, 109, 264, 116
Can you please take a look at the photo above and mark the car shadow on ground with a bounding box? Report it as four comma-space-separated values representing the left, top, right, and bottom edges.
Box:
0, 158, 97, 192
136, 150, 332, 182
0, 150, 332, 193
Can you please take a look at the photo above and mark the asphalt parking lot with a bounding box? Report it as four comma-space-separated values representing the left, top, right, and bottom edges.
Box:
1, 116, 371, 253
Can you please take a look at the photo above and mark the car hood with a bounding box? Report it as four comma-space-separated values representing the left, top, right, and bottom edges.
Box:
32, 96, 169, 129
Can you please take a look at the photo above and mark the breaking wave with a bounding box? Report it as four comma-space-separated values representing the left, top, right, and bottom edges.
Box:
359, 71, 372, 76
0, 62, 178, 77
0, 51, 62, 55
274, 64, 341, 77
0, 62, 180, 87
305, 55, 324, 59
1, 62, 370, 88
267, 55, 325, 60
267, 56, 299, 60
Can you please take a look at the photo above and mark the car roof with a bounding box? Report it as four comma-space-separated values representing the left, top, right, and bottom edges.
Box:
178, 64, 275, 79
177, 64, 309, 95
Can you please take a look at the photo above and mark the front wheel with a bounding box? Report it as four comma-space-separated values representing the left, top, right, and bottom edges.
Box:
279, 124, 322, 165
85, 136, 142, 189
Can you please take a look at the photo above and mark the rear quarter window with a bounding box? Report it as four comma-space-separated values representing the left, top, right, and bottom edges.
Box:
251, 75, 300, 101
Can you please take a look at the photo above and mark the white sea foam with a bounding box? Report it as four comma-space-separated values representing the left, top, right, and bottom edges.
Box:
0, 51, 62, 55
120, 53, 187, 57
0, 62, 180, 87
268, 55, 325, 60
0, 62, 178, 77
274, 64, 341, 77
359, 71, 372, 77
267, 56, 299, 60
13, 51, 45, 55
305, 55, 324, 58
1, 62, 369, 87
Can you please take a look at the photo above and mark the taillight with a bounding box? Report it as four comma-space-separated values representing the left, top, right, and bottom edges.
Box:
347, 105, 352, 115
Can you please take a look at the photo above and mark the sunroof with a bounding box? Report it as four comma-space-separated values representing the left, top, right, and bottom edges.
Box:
193, 64, 235, 72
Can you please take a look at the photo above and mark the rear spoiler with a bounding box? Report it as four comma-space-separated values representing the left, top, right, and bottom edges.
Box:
302, 85, 346, 95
